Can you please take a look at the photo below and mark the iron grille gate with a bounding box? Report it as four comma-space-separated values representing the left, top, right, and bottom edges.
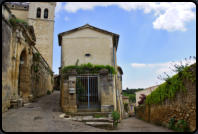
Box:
76, 76, 100, 109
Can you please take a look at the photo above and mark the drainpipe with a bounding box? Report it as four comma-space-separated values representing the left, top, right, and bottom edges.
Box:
60, 40, 62, 105
113, 35, 118, 111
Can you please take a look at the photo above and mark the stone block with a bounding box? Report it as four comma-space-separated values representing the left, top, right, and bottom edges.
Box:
18, 98, 23, 107
101, 98, 109, 105
101, 105, 112, 112
10, 99, 17, 103
6, 100, 10, 108
28, 95, 33, 102
10, 103, 17, 106
69, 94, 76, 100
69, 99, 76, 106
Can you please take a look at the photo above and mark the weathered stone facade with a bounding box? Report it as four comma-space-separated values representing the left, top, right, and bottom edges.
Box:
135, 64, 196, 132
61, 69, 116, 113
58, 24, 123, 117
2, 4, 12, 113
5, 2, 56, 69
2, 3, 54, 113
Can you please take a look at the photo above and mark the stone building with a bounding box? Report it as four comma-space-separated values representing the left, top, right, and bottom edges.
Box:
5, 2, 56, 69
2, 3, 54, 113
135, 85, 158, 106
58, 24, 124, 120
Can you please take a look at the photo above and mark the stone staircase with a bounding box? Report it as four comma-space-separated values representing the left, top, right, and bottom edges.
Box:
66, 114, 114, 130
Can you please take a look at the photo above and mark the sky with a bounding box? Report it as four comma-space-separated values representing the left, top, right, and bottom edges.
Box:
52, 2, 196, 89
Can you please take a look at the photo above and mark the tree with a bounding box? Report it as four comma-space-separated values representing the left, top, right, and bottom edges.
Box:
129, 94, 136, 103
138, 94, 146, 106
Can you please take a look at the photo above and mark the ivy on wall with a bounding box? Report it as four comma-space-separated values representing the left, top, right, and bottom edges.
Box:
146, 63, 196, 105
62, 59, 117, 75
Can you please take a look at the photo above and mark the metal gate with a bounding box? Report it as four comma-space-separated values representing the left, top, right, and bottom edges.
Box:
76, 76, 100, 109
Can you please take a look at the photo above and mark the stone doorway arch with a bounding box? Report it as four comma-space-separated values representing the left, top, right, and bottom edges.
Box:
18, 49, 29, 100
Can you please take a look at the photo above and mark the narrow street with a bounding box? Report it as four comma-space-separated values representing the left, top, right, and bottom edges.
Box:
2, 90, 175, 132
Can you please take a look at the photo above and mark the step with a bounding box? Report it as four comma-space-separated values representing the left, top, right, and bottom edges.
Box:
86, 122, 113, 129
69, 112, 111, 117
82, 118, 113, 123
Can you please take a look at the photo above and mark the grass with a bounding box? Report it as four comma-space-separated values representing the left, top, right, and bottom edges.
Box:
94, 115, 107, 118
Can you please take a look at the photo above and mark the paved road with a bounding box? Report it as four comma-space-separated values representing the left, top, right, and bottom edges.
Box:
2, 90, 175, 132
115, 117, 175, 132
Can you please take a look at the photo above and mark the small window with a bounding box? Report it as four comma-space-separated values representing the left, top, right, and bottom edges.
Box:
37, 8, 41, 18
24, 6, 27, 9
131, 106, 133, 110
85, 54, 90, 57
44, 9, 48, 18
11, 5, 15, 8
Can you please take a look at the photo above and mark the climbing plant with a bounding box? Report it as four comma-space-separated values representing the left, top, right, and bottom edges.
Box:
146, 62, 196, 105
76, 77, 87, 102
62, 59, 117, 75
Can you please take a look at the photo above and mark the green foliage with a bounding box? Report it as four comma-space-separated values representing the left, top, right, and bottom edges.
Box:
146, 63, 196, 105
176, 120, 189, 132
33, 52, 41, 62
129, 94, 136, 103
76, 78, 87, 102
122, 88, 144, 95
36, 75, 40, 82
94, 115, 106, 118
34, 63, 39, 73
9, 17, 29, 28
169, 118, 176, 129
112, 111, 120, 128
52, 89, 54, 93
47, 90, 51, 95
62, 59, 117, 75
57, 75, 60, 86
123, 103, 129, 111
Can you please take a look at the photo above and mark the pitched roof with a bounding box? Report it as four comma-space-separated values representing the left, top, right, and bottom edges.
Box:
122, 96, 129, 99
58, 23, 119, 50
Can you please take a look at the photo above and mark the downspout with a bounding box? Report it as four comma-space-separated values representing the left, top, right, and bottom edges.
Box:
113, 35, 118, 111
60, 37, 62, 105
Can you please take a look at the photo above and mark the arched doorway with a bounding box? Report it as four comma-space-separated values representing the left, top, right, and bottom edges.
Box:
18, 50, 28, 97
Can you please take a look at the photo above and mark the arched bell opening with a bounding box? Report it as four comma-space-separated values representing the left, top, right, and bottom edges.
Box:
36, 7, 41, 18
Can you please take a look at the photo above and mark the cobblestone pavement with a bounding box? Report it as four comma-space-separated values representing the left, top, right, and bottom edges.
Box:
2, 91, 175, 132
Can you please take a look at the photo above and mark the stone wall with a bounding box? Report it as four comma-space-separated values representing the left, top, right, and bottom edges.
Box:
29, 46, 54, 99
2, 5, 54, 112
2, 6, 12, 112
135, 64, 196, 131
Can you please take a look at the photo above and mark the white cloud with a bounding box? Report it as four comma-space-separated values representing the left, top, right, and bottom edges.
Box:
131, 63, 146, 68
65, 17, 70, 21
55, 2, 64, 14
131, 59, 196, 75
64, 2, 196, 31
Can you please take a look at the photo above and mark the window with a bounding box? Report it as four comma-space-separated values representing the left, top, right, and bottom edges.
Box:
37, 8, 41, 18
11, 5, 15, 8
85, 54, 90, 57
131, 106, 133, 110
23, 6, 27, 9
44, 9, 48, 18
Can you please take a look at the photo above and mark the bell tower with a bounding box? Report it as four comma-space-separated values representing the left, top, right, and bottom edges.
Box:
27, 2, 56, 69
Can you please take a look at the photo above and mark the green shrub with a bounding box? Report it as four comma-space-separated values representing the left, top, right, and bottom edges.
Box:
124, 103, 129, 112
9, 17, 29, 28
169, 118, 176, 129
47, 90, 51, 95
112, 111, 120, 128
176, 120, 189, 132
62, 59, 117, 75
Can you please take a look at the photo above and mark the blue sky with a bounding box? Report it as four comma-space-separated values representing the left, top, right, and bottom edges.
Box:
52, 2, 196, 89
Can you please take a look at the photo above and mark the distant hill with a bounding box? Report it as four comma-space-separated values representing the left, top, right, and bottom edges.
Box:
122, 88, 144, 95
